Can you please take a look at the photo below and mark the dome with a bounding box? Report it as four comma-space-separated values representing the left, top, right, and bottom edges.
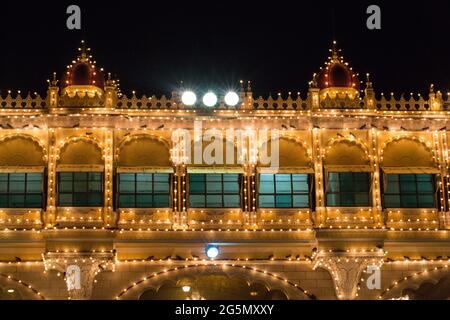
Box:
61, 41, 105, 98
314, 41, 360, 98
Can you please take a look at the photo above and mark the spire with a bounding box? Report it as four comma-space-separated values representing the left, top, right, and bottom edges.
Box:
330, 40, 340, 63
79, 40, 89, 62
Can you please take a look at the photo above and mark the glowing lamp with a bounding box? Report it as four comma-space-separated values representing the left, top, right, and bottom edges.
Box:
224, 91, 239, 106
181, 91, 197, 106
182, 285, 191, 293
205, 245, 219, 259
202, 92, 217, 107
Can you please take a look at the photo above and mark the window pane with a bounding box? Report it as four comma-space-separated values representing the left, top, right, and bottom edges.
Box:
224, 181, 239, 193
74, 180, 86, 192
355, 193, 369, 206
154, 195, 170, 207
259, 181, 274, 193
9, 174, 25, 193
88, 193, 102, 206
418, 195, 434, 208
119, 174, 135, 193
400, 181, 416, 192
189, 195, 205, 207
384, 195, 400, 208
327, 193, 338, 206
0, 195, 7, 207
223, 174, 238, 182
189, 181, 205, 193
0, 174, 7, 193
341, 193, 355, 206
275, 175, 291, 194
25, 194, 42, 208
223, 195, 240, 207
417, 181, 433, 192
10, 194, 24, 207
59, 194, 72, 206
206, 181, 222, 193
154, 174, 169, 193
328, 181, 340, 192
259, 195, 275, 208
206, 195, 222, 207
136, 194, 152, 208
119, 194, 135, 207
27, 174, 42, 193
74, 193, 88, 206
293, 195, 309, 208
275, 195, 292, 208
136, 173, 152, 193
292, 180, 308, 193
189, 174, 205, 182
401, 195, 417, 208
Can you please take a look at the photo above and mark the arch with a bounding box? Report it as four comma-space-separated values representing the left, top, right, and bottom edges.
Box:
0, 134, 46, 166
0, 272, 45, 300
117, 135, 171, 167
259, 137, 311, 168
58, 137, 103, 165
116, 264, 315, 300
381, 137, 435, 167
378, 264, 450, 300
324, 139, 369, 166
188, 136, 239, 166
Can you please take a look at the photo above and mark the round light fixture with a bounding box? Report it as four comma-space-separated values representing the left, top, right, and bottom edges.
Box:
7, 289, 14, 293
182, 285, 191, 293
181, 91, 197, 106
202, 92, 217, 107
224, 91, 239, 106
205, 245, 219, 259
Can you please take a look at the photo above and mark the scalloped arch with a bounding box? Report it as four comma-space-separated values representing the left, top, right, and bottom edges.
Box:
58, 137, 103, 165
381, 137, 435, 167
0, 134, 46, 166
324, 139, 369, 166
259, 137, 311, 167
118, 134, 171, 167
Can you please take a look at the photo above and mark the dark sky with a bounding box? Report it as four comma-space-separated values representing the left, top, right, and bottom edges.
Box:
0, 0, 449, 97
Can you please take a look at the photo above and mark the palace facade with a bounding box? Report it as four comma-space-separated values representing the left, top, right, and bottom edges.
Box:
0, 41, 449, 300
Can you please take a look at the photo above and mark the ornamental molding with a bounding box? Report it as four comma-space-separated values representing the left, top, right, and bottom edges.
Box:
43, 252, 115, 300
313, 250, 385, 300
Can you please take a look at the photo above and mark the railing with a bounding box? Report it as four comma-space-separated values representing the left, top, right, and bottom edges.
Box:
0, 93, 46, 109
0, 91, 447, 112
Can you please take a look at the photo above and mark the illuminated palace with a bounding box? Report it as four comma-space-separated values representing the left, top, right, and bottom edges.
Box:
0, 41, 449, 301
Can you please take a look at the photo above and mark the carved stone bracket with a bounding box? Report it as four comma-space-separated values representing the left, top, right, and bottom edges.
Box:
313, 250, 385, 300
43, 252, 115, 300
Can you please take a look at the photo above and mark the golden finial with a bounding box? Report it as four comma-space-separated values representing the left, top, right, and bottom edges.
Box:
50, 72, 58, 86
331, 40, 339, 62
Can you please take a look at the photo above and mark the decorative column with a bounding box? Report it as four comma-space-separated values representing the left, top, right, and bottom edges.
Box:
46, 72, 59, 110
104, 73, 118, 110
369, 128, 383, 226
313, 250, 384, 300
43, 252, 115, 300
45, 129, 57, 227
312, 128, 325, 226
103, 129, 114, 227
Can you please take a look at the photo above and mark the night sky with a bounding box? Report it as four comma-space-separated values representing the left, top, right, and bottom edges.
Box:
0, 0, 449, 98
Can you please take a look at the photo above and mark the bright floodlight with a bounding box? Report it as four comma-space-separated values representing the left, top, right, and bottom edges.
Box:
224, 91, 239, 106
181, 91, 197, 106
206, 245, 219, 259
202, 92, 217, 107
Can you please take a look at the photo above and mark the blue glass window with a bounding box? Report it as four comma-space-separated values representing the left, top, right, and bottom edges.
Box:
189, 174, 240, 208
118, 173, 170, 208
258, 174, 310, 208
58, 172, 103, 207
383, 174, 435, 208
0, 173, 43, 208
326, 172, 371, 207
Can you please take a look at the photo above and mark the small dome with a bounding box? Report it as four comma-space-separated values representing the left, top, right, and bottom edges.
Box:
61, 41, 105, 96
314, 41, 359, 92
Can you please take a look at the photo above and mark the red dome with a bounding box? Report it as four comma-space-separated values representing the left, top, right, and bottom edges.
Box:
314, 42, 360, 91
61, 46, 105, 90
317, 62, 359, 90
